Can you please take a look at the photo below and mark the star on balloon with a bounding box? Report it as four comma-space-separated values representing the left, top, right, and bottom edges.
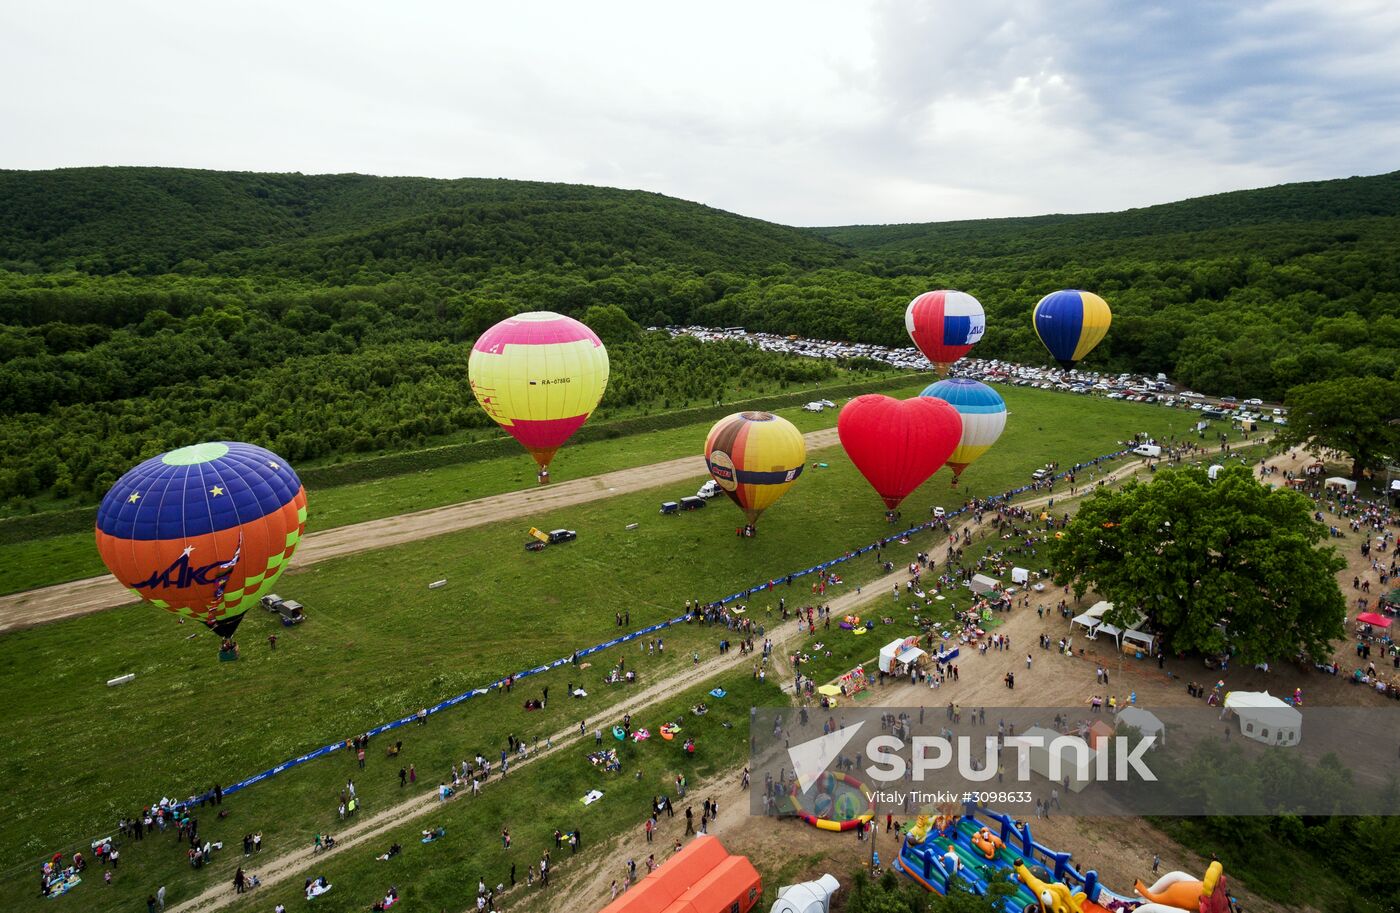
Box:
127, 492, 141, 503
210, 485, 225, 497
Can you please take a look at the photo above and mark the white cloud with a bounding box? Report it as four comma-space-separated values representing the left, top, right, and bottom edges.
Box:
0, 0, 1396, 225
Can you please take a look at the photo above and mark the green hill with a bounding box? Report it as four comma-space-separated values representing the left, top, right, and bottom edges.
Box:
0, 167, 848, 275
814, 170, 1400, 254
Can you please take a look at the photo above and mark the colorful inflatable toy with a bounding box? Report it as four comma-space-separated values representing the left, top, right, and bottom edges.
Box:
971, 826, 1005, 860
659, 723, 681, 741
631, 728, 650, 743
1134, 862, 1227, 913
612, 726, 626, 741
789, 770, 875, 832
1016, 859, 1087, 913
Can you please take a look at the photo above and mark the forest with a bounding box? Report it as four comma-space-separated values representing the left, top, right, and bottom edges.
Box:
1, 166, 1397, 508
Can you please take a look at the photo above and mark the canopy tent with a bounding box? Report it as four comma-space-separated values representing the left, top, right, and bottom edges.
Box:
1356, 612, 1392, 628
1325, 477, 1357, 494
1086, 601, 1113, 618
771, 875, 840, 913
1115, 707, 1166, 746
970, 574, 1001, 595
1011, 567, 1030, 585
1094, 622, 1122, 644
1070, 612, 1102, 636
1020, 725, 1098, 793
817, 684, 842, 697
878, 637, 922, 673
1223, 691, 1301, 747
1123, 629, 1156, 652
897, 646, 927, 666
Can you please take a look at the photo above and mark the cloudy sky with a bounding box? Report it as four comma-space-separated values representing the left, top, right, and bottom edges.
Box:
3, 0, 1397, 225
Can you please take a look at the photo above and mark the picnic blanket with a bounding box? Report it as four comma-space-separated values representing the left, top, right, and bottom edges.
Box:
582, 789, 604, 806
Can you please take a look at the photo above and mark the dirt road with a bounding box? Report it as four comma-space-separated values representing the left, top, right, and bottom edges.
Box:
0, 428, 841, 633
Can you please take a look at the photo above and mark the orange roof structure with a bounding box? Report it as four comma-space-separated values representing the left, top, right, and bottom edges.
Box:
598, 835, 762, 913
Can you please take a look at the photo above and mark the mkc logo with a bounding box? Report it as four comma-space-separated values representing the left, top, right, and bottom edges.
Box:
132, 539, 242, 593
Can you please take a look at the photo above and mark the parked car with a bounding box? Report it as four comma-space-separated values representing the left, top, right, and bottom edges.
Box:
547, 529, 577, 544
697, 480, 721, 499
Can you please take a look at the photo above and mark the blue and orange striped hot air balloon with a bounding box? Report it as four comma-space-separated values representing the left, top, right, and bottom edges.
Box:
468, 311, 610, 481
1032, 290, 1111, 369
95, 441, 308, 637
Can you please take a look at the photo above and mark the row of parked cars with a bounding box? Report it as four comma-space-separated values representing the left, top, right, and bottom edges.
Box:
665, 326, 1287, 423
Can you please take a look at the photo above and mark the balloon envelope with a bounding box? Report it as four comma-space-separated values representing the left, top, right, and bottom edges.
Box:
837, 395, 962, 510
1032, 290, 1111, 369
95, 442, 308, 636
905, 290, 985, 376
920, 378, 1007, 480
469, 311, 610, 472
704, 411, 806, 526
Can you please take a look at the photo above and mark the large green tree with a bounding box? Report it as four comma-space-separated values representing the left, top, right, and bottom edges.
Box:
1276, 375, 1400, 479
1047, 465, 1345, 664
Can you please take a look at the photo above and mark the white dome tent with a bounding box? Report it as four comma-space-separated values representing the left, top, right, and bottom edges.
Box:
770, 875, 840, 913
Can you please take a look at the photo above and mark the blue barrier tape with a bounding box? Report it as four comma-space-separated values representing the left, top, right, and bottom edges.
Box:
178, 447, 1132, 809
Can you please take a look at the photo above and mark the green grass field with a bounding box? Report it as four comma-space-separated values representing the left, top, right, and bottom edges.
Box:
0, 388, 1221, 911
0, 376, 904, 594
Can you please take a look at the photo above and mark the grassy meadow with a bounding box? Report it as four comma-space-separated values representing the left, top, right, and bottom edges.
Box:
0, 387, 1218, 911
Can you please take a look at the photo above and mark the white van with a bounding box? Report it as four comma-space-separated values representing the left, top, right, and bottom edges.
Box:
1132, 444, 1162, 458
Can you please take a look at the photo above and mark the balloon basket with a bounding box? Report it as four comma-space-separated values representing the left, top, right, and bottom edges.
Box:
218, 649, 239, 662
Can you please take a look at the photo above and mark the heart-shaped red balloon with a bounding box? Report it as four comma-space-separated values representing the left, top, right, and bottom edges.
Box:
837, 394, 963, 509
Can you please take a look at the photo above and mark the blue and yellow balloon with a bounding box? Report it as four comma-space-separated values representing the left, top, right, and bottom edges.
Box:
1032, 290, 1111, 369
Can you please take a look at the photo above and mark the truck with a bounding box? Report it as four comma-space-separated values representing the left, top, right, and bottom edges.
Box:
697, 480, 721, 499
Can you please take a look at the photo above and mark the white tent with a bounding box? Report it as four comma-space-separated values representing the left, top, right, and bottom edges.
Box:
897, 646, 926, 667
1019, 726, 1098, 792
1223, 691, 1302, 746
1011, 567, 1030, 585
1070, 612, 1102, 636
1095, 622, 1122, 644
1207, 464, 1223, 480
1325, 477, 1356, 494
1123, 629, 1156, 652
971, 574, 1001, 595
878, 638, 921, 673
771, 874, 841, 913
1115, 707, 1166, 746
1086, 601, 1113, 619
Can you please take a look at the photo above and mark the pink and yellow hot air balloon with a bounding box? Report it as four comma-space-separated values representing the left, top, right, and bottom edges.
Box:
469, 312, 609, 481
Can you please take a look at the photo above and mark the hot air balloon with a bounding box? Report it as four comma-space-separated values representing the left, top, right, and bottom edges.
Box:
920, 378, 1007, 483
905, 290, 985, 376
95, 442, 308, 639
469, 311, 610, 482
704, 412, 806, 532
836, 395, 962, 510
1032, 290, 1111, 369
